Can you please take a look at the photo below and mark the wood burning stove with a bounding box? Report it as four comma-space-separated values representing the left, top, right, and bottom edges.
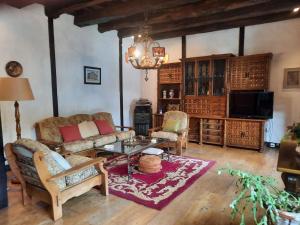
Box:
134, 99, 152, 136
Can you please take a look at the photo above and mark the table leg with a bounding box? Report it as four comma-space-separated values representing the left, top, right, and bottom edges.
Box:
127, 155, 132, 180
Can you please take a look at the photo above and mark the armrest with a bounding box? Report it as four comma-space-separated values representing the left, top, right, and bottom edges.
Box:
39, 139, 63, 151
47, 157, 107, 182
115, 125, 133, 130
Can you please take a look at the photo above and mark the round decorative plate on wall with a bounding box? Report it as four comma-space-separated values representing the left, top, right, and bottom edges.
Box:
5, 61, 23, 77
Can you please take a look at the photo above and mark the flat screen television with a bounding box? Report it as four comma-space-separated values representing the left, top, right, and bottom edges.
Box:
229, 91, 274, 119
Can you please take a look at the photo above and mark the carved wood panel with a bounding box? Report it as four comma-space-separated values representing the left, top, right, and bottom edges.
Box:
226, 120, 263, 149
159, 63, 182, 84
184, 96, 226, 117
229, 53, 272, 90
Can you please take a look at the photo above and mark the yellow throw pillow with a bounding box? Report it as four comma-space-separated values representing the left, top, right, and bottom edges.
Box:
163, 119, 180, 133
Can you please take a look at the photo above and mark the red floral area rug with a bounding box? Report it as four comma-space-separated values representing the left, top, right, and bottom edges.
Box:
105, 155, 215, 210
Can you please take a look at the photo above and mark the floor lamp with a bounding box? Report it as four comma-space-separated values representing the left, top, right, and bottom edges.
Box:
0, 77, 34, 140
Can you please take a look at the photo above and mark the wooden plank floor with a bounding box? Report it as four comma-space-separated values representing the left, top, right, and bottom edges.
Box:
0, 143, 281, 225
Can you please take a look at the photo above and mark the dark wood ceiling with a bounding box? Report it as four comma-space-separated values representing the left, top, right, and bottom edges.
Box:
3, 0, 300, 39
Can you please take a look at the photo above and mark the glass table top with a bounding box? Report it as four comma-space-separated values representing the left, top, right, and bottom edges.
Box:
96, 138, 168, 156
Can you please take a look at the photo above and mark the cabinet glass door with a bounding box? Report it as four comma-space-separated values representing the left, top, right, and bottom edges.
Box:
197, 61, 210, 96
184, 62, 195, 95
212, 59, 226, 96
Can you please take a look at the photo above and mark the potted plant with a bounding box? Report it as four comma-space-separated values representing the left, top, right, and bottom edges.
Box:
218, 167, 300, 225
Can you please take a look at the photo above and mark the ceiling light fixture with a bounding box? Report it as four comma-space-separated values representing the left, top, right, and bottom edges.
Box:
125, 12, 168, 81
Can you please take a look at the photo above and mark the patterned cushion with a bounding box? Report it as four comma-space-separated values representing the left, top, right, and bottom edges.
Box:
162, 111, 188, 133
94, 134, 117, 147
78, 121, 99, 138
151, 131, 178, 141
14, 139, 67, 190
63, 140, 94, 153
115, 130, 136, 141
162, 119, 180, 132
92, 112, 116, 131
65, 155, 98, 186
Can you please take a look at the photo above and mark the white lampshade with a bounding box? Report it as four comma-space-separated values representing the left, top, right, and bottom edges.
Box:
0, 77, 34, 101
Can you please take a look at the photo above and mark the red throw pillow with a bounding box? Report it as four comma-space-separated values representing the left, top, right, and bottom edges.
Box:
94, 120, 114, 135
59, 125, 82, 142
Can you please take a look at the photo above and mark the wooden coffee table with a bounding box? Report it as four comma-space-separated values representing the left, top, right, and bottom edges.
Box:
96, 138, 170, 179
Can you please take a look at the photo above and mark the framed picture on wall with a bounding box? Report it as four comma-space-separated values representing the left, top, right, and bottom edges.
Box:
84, 66, 101, 85
283, 67, 300, 90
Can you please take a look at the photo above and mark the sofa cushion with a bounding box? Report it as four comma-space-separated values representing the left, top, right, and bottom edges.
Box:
14, 139, 67, 190
59, 125, 82, 143
151, 131, 178, 141
92, 112, 115, 131
63, 140, 94, 153
162, 111, 188, 133
65, 155, 98, 186
115, 130, 136, 141
94, 134, 117, 147
78, 121, 99, 138
94, 119, 114, 135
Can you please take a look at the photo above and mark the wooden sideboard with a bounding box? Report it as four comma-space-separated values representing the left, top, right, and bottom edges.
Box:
155, 53, 272, 151
153, 114, 265, 151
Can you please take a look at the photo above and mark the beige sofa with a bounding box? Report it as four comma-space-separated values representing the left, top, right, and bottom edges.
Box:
35, 112, 135, 154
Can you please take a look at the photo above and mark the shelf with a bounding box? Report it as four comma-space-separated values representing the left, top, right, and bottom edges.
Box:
202, 140, 223, 145
202, 128, 223, 132
202, 133, 223, 138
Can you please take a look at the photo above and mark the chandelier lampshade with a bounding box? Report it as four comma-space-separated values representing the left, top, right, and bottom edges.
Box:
125, 14, 168, 81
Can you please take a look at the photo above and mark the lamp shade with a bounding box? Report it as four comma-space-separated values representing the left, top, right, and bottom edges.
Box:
0, 77, 34, 101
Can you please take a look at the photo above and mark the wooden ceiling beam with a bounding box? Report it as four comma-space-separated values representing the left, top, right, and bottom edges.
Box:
146, 11, 300, 40
46, 0, 112, 18
74, 0, 203, 27
117, 0, 300, 37
98, 0, 274, 33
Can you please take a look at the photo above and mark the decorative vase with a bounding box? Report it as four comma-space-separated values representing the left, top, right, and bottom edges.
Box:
169, 89, 174, 98
162, 90, 167, 99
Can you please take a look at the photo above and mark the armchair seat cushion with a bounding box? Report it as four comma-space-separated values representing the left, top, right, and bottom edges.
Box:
151, 131, 178, 141
63, 140, 94, 153
115, 130, 135, 141
65, 155, 98, 186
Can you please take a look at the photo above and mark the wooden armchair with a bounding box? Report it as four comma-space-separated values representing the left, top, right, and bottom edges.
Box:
5, 139, 108, 221
149, 111, 189, 156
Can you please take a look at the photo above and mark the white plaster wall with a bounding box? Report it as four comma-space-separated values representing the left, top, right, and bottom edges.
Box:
54, 15, 121, 125
245, 18, 300, 143
187, 28, 239, 57
0, 4, 53, 144
122, 37, 143, 126
0, 3, 141, 148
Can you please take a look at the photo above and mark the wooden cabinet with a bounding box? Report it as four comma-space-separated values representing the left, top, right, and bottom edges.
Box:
157, 62, 182, 113
225, 119, 265, 150
202, 119, 224, 146
229, 53, 272, 91
182, 54, 233, 118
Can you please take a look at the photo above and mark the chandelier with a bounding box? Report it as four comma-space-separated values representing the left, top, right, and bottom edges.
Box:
125, 14, 168, 81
